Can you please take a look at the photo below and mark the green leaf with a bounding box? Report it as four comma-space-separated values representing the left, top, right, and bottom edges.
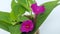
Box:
10, 0, 26, 25
0, 11, 11, 24
11, 0, 17, 9
9, 24, 21, 34
17, 0, 35, 11
10, 0, 18, 21
10, 5, 26, 25
0, 21, 11, 32
17, 16, 29, 22
29, 1, 58, 34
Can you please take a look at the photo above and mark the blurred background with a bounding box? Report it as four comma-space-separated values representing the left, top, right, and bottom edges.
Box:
0, 0, 60, 34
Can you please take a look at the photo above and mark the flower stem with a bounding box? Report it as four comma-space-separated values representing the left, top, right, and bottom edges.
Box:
33, 15, 37, 23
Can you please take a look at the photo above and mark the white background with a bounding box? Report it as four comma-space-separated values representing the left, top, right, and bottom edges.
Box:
0, 0, 60, 34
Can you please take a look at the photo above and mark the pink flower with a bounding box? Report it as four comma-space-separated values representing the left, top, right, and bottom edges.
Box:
20, 20, 34, 32
31, 3, 45, 15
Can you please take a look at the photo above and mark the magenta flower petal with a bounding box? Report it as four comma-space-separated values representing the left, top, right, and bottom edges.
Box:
31, 3, 45, 15
20, 20, 34, 32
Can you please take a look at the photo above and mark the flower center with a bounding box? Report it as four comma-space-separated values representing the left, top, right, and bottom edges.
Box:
25, 25, 30, 29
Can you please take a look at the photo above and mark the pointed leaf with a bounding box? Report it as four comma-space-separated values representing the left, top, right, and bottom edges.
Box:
9, 24, 21, 34
0, 21, 11, 32
0, 11, 11, 24
17, 16, 29, 22
10, 0, 26, 25
29, 1, 58, 34
17, 0, 35, 11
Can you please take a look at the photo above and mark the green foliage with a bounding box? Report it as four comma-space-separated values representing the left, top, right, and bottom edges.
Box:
9, 24, 21, 34
10, 0, 27, 25
0, 12, 11, 24
17, 0, 35, 11
17, 16, 29, 22
0, 0, 59, 34
0, 21, 11, 32
29, 1, 58, 34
